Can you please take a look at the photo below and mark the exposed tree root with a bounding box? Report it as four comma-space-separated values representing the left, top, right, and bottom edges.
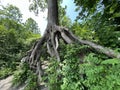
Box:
58, 26, 120, 59
21, 25, 120, 86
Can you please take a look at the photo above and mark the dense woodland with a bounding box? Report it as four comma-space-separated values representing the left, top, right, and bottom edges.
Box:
0, 0, 120, 90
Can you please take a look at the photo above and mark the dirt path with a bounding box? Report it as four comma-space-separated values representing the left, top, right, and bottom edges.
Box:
0, 76, 13, 90
0, 76, 25, 90
0, 61, 49, 90
0, 76, 48, 90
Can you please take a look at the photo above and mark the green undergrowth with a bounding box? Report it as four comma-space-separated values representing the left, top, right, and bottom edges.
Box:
46, 44, 120, 90
0, 67, 13, 79
12, 43, 120, 90
12, 62, 38, 90
0, 25, 40, 80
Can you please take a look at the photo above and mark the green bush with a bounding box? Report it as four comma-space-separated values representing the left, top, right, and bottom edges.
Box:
45, 58, 62, 90
61, 44, 87, 90
12, 63, 29, 86
13, 62, 38, 90
0, 67, 12, 79
61, 44, 120, 90
24, 70, 38, 90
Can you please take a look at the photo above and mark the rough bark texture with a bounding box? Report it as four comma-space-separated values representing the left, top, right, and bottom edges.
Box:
48, 0, 59, 25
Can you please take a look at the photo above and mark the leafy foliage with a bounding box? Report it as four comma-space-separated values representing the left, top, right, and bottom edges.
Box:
61, 44, 86, 90
25, 18, 40, 34
0, 1, 120, 90
13, 63, 29, 86
29, 0, 47, 14
71, 22, 95, 41
0, 4, 40, 79
45, 58, 62, 90
45, 43, 120, 90
0, 67, 12, 79
0, 4, 22, 22
61, 44, 120, 90
13, 63, 38, 90
74, 0, 120, 48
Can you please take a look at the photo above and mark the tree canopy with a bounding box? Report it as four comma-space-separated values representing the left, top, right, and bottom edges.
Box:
0, 4, 40, 79
25, 18, 40, 34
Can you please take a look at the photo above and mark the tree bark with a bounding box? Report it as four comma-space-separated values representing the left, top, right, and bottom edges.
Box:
22, 0, 61, 83
47, 0, 59, 25
57, 27, 120, 59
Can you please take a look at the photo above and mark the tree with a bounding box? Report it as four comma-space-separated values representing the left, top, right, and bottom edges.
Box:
25, 18, 40, 34
19, 0, 120, 88
74, 0, 120, 48
0, 4, 41, 79
0, 4, 22, 22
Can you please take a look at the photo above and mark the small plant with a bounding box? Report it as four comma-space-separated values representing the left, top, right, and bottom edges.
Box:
61, 44, 87, 90
24, 70, 38, 90
0, 67, 12, 79
45, 57, 62, 90
12, 62, 38, 90
82, 53, 120, 90
61, 44, 120, 90
12, 62, 29, 86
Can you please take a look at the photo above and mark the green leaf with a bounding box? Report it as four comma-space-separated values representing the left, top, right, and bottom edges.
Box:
101, 58, 120, 65
113, 12, 120, 18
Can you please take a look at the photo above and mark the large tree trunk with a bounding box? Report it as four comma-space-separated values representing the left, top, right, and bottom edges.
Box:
47, 0, 59, 25
21, 0, 120, 88
22, 0, 60, 82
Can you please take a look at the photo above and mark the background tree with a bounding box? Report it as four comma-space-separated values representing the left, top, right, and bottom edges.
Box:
0, 4, 40, 79
74, 0, 120, 48
0, 4, 22, 22
25, 18, 40, 34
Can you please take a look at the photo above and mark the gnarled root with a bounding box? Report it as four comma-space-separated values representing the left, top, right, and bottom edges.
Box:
20, 25, 120, 87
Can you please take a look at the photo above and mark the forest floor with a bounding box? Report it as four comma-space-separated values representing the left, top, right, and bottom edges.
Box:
0, 61, 49, 90
0, 75, 48, 90
0, 75, 25, 90
0, 76, 13, 90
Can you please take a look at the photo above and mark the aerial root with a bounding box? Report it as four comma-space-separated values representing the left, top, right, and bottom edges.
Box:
20, 25, 120, 86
